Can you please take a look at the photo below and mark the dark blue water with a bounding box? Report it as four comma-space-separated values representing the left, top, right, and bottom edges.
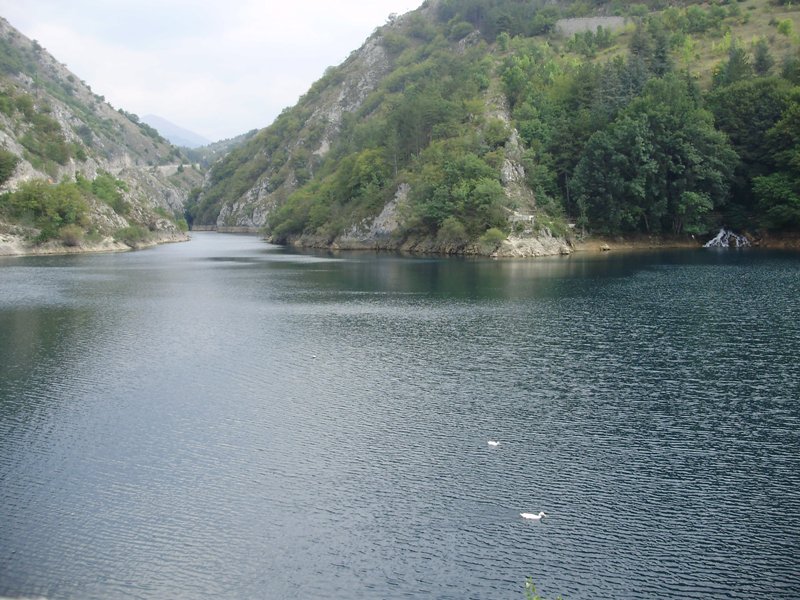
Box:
1, 233, 798, 599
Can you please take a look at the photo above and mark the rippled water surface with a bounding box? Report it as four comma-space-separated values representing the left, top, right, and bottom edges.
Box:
1, 233, 799, 599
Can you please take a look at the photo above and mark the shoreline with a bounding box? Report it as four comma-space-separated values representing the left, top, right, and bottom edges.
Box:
572, 231, 800, 254
0, 230, 190, 258
283, 231, 800, 257
572, 234, 703, 255
8, 229, 796, 258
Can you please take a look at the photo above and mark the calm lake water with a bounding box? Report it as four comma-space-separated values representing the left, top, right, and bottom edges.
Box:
1, 232, 798, 599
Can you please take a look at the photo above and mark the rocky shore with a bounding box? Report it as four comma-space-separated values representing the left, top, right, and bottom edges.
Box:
0, 229, 189, 257
572, 231, 800, 254
280, 228, 800, 258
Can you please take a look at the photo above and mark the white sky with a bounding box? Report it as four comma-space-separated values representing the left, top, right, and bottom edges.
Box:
0, 0, 422, 142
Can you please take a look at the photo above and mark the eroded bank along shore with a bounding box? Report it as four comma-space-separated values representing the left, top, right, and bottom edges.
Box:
572, 231, 800, 254
27, 227, 791, 261
278, 229, 800, 258
0, 229, 189, 257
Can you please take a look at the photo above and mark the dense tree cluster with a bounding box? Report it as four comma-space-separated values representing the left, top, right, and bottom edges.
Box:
0, 179, 88, 242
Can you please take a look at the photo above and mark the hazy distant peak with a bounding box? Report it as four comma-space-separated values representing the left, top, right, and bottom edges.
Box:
141, 114, 210, 148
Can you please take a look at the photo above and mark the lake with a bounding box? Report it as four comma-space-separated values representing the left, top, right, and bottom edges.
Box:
1, 232, 798, 599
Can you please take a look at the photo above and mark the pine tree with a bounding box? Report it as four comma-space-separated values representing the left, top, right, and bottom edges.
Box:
754, 39, 775, 76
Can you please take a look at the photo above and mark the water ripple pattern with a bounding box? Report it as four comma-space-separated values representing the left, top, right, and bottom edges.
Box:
0, 235, 798, 599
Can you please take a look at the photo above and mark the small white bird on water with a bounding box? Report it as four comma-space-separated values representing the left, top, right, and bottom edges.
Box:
520, 511, 547, 520
488, 440, 500, 447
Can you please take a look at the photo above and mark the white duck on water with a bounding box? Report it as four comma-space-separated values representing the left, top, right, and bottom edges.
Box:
520, 511, 547, 521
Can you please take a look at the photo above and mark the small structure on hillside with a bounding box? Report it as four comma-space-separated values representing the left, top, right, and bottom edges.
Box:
555, 16, 626, 36
506, 208, 536, 233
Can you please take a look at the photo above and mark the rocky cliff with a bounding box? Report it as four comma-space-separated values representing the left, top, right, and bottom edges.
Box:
191, 33, 396, 230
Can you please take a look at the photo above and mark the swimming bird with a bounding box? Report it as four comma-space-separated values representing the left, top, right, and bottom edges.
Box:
520, 511, 547, 520
488, 440, 500, 447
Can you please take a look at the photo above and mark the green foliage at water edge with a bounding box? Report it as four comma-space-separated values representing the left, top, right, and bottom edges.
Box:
0, 179, 88, 242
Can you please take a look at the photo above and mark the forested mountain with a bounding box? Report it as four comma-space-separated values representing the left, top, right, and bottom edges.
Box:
0, 17, 202, 254
181, 129, 259, 170
188, 0, 800, 254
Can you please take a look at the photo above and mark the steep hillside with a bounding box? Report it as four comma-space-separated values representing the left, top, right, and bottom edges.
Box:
190, 0, 800, 255
0, 17, 203, 254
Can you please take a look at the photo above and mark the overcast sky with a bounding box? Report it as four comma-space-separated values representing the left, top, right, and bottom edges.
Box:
0, 0, 422, 142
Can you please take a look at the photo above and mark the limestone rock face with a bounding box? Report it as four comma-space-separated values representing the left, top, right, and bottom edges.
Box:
336, 183, 409, 249
313, 38, 390, 159
215, 37, 392, 229
217, 179, 275, 229
496, 230, 573, 258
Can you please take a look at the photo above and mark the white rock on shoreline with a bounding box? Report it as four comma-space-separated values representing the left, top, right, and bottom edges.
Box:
0, 231, 189, 257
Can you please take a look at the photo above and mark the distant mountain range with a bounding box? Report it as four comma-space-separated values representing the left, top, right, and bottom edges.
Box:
141, 114, 210, 148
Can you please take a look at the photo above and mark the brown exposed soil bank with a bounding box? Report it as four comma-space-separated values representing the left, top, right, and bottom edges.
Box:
0, 230, 189, 257
573, 231, 800, 254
